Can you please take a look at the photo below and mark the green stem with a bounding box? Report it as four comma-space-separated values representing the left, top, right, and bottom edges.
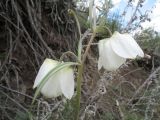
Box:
68, 9, 83, 120
68, 9, 97, 120
68, 9, 82, 61
104, 26, 112, 37
75, 31, 96, 120
75, 63, 83, 120
59, 51, 79, 62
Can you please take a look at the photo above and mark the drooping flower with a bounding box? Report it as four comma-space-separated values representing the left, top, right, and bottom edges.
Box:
33, 58, 74, 99
98, 31, 144, 71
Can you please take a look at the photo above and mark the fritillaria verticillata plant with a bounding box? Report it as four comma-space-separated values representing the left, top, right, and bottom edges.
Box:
32, 2, 144, 119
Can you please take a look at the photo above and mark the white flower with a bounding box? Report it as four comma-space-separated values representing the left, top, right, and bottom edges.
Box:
98, 31, 144, 71
33, 58, 74, 99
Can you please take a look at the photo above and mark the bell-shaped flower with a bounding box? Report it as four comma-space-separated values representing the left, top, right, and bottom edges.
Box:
98, 31, 144, 71
33, 58, 74, 99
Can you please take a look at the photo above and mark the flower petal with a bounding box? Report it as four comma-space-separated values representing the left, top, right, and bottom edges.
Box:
98, 39, 106, 70
98, 39, 126, 71
110, 31, 144, 59
98, 39, 106, 56
40, 72, 62, 98
60, 67, 74, 99
33, 58, 58, 88
98, 56, 103, 70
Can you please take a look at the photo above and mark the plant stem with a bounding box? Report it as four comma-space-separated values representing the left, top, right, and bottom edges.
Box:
68, 9, 82, 61
75, 63, 83, 120
75, 31, 96, 120
59, 51, 79, 62
69, 9, 97, 120
82, 31, 96, 64
68, 9, 83, 120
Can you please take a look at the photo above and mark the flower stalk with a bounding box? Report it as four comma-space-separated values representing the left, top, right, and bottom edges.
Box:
75, 63, 83, 120
75, 30, 96, 120
69, 7, 97, 119
68, 9, 82, 61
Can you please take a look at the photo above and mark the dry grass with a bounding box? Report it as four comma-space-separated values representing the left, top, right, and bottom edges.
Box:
0, 0, 160, 120
0, 0, 78, 119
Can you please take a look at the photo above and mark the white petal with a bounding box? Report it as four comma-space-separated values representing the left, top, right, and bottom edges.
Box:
33, 58, 59, 88
40, 72, 62, 98
99, 39, 126, 71
98, 39, 106, 56
98, 56, 103, 70
110, 31, 144, 59
60, 67, 74, 99
98, 39, 106, 70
